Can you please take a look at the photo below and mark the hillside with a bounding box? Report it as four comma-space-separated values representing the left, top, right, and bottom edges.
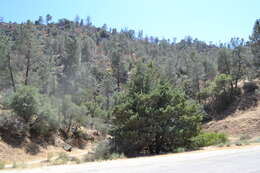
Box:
205, 101, 260, 138
1, 95, 260, 166
0, 139, 94, 165
204, 80, 260, 139
0, 94, 100, 165
0, 16, 260, 161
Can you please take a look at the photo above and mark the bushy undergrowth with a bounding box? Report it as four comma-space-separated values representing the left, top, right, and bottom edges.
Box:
92, 140, 112, 160
173, 147, 186, 153
0, 85, 109, 144
52, 153, 70, 165
84, 132, 229, 161
199, 74, 242, 120
84, 140, 124, 162
0, 111, 29, 137
6, 86, 59, 137
0, 161, 5, 169
191, 132, 228, 148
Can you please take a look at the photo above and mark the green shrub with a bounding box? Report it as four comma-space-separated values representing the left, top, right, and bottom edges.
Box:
252, 137, 260, 143
84, 140, 124, 162
59, 95, 88, 138
191, 132, 228, 148
0, 161, 5, 169
0, 91, 13, 109
109, 153, 125, 160
10, 86, 40, 122
29, 96, 59, 137
47, 152, 54, 162
92, 140, 112, 160
84, 154, 95, 162
16, 162, 27, 168
87, 117, 109, 135
58, 152, 70, 161
9, 86, 59, 137
70, 157, 81, 164
240, 134, 251, 141
217, 143, 225, 147
235, 141, 243, 146
173, 147, 186, 153
200, 74, 241, 119
243, 140, 250, 145
0, 112, 28, 137
235, 140, 250, 146
52, 153, 70, 165
12, 161, 17, 168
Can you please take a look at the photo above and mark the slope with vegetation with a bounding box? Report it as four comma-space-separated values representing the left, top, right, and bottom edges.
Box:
205, 79, 260, 138
0, 15, 259, 164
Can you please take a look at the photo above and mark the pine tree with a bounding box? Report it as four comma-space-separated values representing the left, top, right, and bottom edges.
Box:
111, 62, 203, 156
46, 14, 52, 25
250, 19, 260, 76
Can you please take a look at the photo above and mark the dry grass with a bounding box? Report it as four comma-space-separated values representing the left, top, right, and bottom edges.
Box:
0, 102, 99, 166
204, 98, 260, 138
0, 140, 95, 165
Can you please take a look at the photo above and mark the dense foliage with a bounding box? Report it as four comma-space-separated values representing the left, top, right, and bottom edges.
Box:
191, 132, 228, 148
111, 63, 204, 156
9, 86, 59, 136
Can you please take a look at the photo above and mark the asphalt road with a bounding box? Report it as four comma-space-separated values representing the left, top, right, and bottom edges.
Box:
2, 145, 260, 173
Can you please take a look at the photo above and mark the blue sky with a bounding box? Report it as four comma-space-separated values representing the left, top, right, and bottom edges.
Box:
1, 0, 259, 43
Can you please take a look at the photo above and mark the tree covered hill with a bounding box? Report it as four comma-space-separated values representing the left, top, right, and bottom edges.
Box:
0, 15, 259, 156
0, 17, 256, 98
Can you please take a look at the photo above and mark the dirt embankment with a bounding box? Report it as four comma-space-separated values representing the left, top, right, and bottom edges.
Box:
205, 104, 260, 137
204, 89, 260, 139
0, 134, 98, 164
0, 94, 102, 164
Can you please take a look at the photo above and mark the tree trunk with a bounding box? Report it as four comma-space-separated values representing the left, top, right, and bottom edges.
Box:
66, 115, 73, 138
235, 51, 242, 89
155, 135, 161, 154
117, 65, 120, 91
24, 51, 31, 85
7, 53, 16, 92
106, 93, 110, 110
